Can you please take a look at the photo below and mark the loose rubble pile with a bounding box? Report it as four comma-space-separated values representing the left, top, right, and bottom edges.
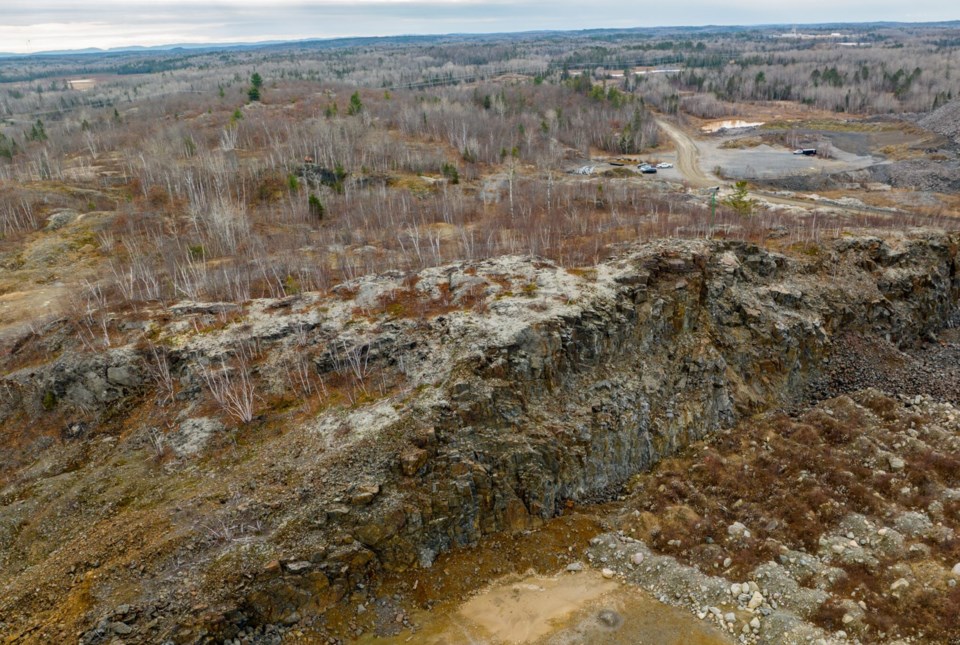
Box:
808, 329, 960, 406
920, 98, 960, 143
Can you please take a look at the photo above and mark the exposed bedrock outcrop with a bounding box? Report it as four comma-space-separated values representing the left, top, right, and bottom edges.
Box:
2, 233, 958, 641
236, 232, 959, 632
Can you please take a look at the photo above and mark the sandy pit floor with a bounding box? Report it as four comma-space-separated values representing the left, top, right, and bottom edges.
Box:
360, 570, 732, 645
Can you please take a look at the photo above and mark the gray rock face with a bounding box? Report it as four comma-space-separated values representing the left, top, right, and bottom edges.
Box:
170, 417, 224, 456
106, 365, 140, 389
44, 209, 78, 231
893, 511, 934, 538
355, 234, 959, 574
5, 347, 142, 411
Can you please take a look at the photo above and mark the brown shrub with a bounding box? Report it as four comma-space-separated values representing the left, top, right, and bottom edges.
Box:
852, 390, 900, 421
845, 482, 885, 515
811, 598, 848, 632
787, 422, 821, 445
147, 184, 169, 207
804, 409, 854, 445
909, 449, 960, 484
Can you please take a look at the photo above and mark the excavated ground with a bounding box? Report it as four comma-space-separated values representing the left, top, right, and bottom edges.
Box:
1, 232, 959, 645
320, 334, 960, 645
273, 361, 960, 644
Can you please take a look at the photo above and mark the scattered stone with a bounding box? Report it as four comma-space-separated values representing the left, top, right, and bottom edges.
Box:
597, 609, 622, 628
111, 622, 133, 635
350, 484, 381, 506
890, 578, 910, 592
631, 552, 645, 565
727, 522, 750, 539
417, 547, 437, 569
894, 511, 933, 538
400, 448, 429, 476
566, 562, 583, 572
285, 561, 312, 573
601, 568, 616, 579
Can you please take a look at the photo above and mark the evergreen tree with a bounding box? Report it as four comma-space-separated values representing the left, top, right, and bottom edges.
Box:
347, 91, 363, 115
0, 132, 18, 159
725, 181, 755, 216
308, 194, 325, 219
27, 119, 47, 142
248, 73, 263, 102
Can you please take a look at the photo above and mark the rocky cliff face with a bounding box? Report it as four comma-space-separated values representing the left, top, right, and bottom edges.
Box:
1, 232, 957, 643
328, 233, 958, 564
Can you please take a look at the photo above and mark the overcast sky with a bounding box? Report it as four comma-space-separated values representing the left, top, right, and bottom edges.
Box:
1, 0, 956, 54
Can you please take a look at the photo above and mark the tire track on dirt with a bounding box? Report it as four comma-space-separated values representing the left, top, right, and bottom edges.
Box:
654, 117, 716, 189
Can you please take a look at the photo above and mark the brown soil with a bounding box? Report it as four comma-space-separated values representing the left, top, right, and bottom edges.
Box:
297, 509, 610, 642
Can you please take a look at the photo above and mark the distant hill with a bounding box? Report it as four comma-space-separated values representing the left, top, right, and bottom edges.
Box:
1, 20, 959, 60
0, 41, 289, 59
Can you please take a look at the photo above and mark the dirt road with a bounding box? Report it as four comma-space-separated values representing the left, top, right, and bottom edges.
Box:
655, 117, 717, 189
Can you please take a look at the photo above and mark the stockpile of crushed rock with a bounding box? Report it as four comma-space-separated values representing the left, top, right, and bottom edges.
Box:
920, 98, 960, 142
807, 329, 960, 407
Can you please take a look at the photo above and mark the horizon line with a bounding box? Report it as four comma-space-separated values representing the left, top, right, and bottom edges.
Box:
2, 18, 959, 58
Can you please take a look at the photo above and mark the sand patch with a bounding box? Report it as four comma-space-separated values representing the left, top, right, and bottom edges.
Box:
361, 570, 733, 644
457, 571, 617, 643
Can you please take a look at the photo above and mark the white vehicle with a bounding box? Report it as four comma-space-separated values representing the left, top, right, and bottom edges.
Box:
656, 162, 673, 169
